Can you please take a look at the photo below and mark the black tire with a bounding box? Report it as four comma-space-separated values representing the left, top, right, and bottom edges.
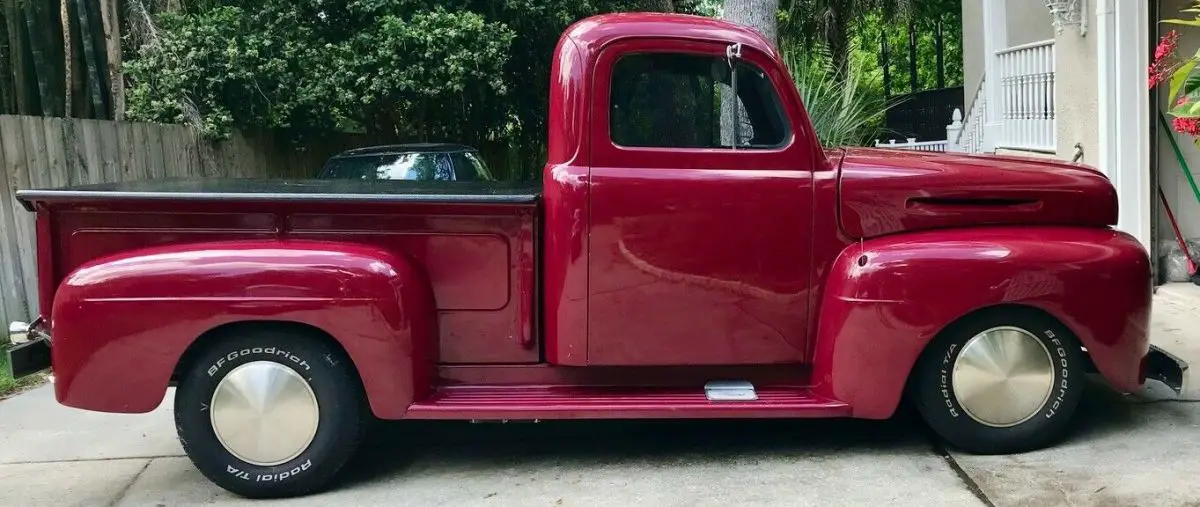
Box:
174, 327, 367, 498
910, 308, 1086, 454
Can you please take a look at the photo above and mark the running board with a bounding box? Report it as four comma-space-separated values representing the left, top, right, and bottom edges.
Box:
404, 385, 850, 420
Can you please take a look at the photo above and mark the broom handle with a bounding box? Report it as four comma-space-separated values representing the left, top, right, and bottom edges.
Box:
1160, 184, 1197, 274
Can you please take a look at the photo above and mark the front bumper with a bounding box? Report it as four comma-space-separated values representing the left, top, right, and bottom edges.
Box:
6, 318, 50, 379
1144, 344, 1188, 396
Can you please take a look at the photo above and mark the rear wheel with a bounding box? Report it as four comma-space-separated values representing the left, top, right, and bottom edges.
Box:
174, 327, 367, 498
911, 308, 1086, 454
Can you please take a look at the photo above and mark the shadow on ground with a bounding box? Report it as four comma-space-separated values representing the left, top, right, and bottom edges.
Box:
326, 376, 1194, 502
100, 377, 1197, 506
336, 406, 936, 490
1064, 376, 1197, 443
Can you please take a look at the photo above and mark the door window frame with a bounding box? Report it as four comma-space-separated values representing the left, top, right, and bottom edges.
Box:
589, 37, 804, 170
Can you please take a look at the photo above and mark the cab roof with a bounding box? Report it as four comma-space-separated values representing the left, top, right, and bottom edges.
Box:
564, 12, 780, 60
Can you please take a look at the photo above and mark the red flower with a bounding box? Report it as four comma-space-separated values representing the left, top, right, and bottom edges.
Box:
1157, 30, 1180, 60
1173, 116, 1200, 137
1150, 31, 1181, 89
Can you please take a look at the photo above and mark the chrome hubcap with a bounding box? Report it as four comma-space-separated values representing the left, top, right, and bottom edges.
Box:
210, 361, 320, 466
952, 326, 1055, 428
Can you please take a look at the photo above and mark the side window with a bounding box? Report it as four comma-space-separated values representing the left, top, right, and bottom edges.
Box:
609, 51, 789, 149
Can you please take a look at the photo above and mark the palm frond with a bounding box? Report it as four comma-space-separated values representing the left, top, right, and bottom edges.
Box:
780, 37, 898, 147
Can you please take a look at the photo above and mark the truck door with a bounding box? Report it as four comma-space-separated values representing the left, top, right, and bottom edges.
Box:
586, 38, 817, 365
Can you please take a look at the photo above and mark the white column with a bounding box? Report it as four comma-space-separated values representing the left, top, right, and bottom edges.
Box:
1096, 1, 1115, 178
981, 0, 1008, 152
1097, 0, 1151, 249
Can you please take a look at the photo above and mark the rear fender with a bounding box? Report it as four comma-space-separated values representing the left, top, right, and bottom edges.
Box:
50, 239, 436, 419
810, 226, 1152, 419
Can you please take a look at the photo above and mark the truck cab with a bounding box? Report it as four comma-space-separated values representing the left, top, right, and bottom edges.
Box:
542, 14, 825, 367
5, 13, 1185, 500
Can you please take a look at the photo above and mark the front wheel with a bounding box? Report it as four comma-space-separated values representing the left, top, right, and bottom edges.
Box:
910, 308, 1086, 454
174, 327, 367, 498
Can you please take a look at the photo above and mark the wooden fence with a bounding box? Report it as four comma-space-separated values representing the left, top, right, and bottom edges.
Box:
0, 114, 371, 330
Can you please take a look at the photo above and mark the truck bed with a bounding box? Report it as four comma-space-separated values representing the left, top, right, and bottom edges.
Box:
18, 177, 543, 365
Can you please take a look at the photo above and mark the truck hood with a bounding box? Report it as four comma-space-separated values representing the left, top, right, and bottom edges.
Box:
833, 148, 1117, 239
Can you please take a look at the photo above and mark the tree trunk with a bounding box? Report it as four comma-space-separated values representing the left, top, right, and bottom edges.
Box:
66, 0, 88, 116
826, 7, 851, 77
722, 0, 779, 44
720, 0, 779, 146
935, 20, 945, 89
99, 0, 123, 120
61, 0, 72, 117
22, 0, 62, 116
74, 0, 107, 118
0, 6, 11, 113
907, 21, 917, 93
880, 31, 891, 97
5, 0, 32, 114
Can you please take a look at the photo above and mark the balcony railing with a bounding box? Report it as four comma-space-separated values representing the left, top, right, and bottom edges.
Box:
995, 39, 1056, 152
873, 138, 948, 152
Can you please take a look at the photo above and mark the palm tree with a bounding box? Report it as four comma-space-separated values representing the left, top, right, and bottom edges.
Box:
779, 0, 915, 76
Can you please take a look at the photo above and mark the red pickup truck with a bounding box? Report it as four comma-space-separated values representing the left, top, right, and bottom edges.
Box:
4, 12, 1185, 498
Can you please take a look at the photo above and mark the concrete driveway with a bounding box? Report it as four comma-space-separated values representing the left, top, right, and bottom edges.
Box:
3, 285, 1200, 506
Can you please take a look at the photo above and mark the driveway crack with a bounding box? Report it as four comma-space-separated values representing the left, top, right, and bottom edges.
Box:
105, 458, 153, 507
931, 441, 996, 507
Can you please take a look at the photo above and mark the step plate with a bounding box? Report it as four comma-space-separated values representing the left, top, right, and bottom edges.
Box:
704, 380, 758, 401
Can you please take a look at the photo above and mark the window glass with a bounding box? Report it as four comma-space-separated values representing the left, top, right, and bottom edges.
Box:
449, 151, 495, 181
320, 152, 482, 181
609, 52, 789, 149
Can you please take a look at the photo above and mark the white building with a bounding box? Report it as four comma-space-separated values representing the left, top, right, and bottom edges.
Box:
948, 0, 1200, 286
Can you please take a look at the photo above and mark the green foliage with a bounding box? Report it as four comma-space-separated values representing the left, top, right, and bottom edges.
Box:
690, 0, 724, 17
781, 40, 895, 146
0, 353, 46, 399
854, 7, 962, 94
778, 0, 961, 94
335, 9, 516, 141
778, 0, 912, 73
1161, 4, 1200, 121
124, 0, 667, 179
125, 2, 516, 140
123, 0, 957, 175
1154, 2, 1200, 142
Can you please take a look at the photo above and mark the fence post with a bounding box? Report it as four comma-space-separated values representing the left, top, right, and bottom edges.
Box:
946, 108, 964, 152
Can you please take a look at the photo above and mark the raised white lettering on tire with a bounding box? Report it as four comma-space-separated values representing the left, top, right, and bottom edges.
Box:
226, 465, 251, 481
256, 460, 313, 482
207, 347, 311, 377
938, 344, 960, 418
1045, 331, 1068, 419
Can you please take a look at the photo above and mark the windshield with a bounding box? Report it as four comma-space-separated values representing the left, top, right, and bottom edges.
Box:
320, 151, 493, 181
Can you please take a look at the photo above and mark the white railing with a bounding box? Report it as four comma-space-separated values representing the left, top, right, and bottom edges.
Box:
958, 78, 986, 153
995, 39, 1056, 152
874, 138, 948, 152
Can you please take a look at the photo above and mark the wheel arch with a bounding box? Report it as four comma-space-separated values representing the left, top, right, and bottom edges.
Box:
166, 312, 428, 420
49, 239, 437, 419
809, 226, 1147, 419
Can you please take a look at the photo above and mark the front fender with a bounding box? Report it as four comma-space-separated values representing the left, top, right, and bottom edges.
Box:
50, 239, 436, 419
810, 226, 1151, 419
